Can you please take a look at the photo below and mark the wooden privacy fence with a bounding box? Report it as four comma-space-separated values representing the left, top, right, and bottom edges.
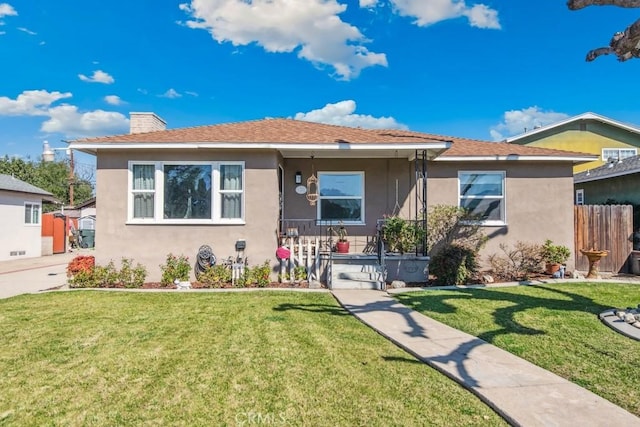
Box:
574, 205, 633, 273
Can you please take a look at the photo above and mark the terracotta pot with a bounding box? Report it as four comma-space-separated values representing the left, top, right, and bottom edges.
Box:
336, 241, 350, 253
545, 263, 561, 275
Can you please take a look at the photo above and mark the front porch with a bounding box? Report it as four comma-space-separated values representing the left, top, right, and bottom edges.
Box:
277, 219, 429, 289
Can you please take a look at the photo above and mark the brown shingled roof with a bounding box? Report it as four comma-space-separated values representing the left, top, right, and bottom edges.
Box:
73, 118, 448, 144
440, 137, 594, 158
71, 118, 595, 159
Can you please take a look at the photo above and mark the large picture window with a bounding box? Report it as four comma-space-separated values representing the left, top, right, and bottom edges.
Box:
129, 161, 244, 223
458, 171, 505, 225
24, 203, 41, 225
318, 172, 364, 223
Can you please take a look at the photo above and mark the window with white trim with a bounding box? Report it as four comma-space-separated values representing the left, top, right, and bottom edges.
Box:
601, 148, 637, 162
458, 171, 505, 225
128, 161, 244, 223
575, 189, 584, 205
317, 172, 364, 223
24, 202, 41, 225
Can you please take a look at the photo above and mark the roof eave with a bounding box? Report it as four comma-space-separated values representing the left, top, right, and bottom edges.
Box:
435, 155, 598, 163
575, 168, 640, 183
68, 141, 452, 159
505, 112, 640, 143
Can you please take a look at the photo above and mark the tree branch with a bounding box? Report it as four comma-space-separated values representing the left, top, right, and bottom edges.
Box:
568, 0, 640, 10
586, 17, 640, 61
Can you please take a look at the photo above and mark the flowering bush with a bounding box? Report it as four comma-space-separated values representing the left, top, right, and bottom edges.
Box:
66, 255, 95, 277
160, 254, 191, 286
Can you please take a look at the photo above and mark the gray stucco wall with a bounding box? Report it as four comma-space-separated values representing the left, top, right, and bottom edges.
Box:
95, 149, 280, 282
95, 150, 577, 282
428, 161, 576, 271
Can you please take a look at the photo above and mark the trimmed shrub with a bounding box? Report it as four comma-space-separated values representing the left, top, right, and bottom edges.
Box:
430, 244, 478, 286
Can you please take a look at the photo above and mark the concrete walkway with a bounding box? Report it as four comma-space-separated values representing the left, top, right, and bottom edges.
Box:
0, 251, 84, 299
332, 290, 640, 427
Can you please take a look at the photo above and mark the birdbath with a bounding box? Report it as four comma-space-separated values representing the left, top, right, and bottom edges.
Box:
580, 249, 609, 279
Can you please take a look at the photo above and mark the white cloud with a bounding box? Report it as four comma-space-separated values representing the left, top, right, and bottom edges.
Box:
41, 105, 129, 137
293, 100, 407, 129
0, 89, 128, 138
179, 0, 387, 80
489, 107, 570, 141
185, 91, 199, 97
385, 0, 500, 29
104, 95, 124, 105
0, 31, 5, 35
78, 70, 115, 84
160, 88, 182, 98
0, 90, 71, 116
359, 0, 378, 7
0, 3, 17, 18
17, 26, 36, 35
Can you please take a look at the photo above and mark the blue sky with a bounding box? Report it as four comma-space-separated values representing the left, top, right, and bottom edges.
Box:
2, 0, 640, 165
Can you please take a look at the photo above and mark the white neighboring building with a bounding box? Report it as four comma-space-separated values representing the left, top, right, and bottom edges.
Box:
0, 174, 56, 261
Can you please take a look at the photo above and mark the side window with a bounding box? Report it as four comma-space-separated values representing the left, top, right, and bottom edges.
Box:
458, 171, 506, 225
24, 203, 41, 225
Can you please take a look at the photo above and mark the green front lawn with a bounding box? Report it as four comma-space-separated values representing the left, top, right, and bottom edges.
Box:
394, 283, 640, 416
0, 291, 505, 426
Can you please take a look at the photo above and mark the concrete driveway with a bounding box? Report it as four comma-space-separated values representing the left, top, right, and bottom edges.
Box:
0, 251, 88, 299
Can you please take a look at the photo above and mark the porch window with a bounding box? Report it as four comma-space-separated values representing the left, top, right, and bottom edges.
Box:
458, 171, 505, 225
128, 161, 244, 224
24, 203, 40, 225
318, 172, 364, 223
575, 189, 584, 205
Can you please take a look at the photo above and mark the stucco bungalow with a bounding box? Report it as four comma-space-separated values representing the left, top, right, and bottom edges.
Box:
0, 174, 56, 261
69, 113, 596, 286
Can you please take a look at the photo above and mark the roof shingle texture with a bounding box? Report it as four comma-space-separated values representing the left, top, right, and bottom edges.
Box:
0, 174, 53, 196
74, 118, 593, 158
575, 155, 640, 182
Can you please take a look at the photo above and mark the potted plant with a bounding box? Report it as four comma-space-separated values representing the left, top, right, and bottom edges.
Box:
541, 239, 571, 275
329, 222, 349, 253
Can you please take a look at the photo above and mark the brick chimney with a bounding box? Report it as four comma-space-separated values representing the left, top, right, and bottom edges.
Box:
129, 112, 167, 134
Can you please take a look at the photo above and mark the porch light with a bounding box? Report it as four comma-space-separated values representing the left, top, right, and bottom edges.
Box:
295, 171, 302, 184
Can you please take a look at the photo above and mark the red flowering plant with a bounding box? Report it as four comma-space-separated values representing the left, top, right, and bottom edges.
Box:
66, 255, 95, 277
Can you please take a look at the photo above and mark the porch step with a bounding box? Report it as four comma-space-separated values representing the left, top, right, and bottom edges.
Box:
330, 260, 384, 290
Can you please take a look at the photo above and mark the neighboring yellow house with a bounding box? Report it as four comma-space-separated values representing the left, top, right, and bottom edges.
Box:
505, 112, 640, 173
